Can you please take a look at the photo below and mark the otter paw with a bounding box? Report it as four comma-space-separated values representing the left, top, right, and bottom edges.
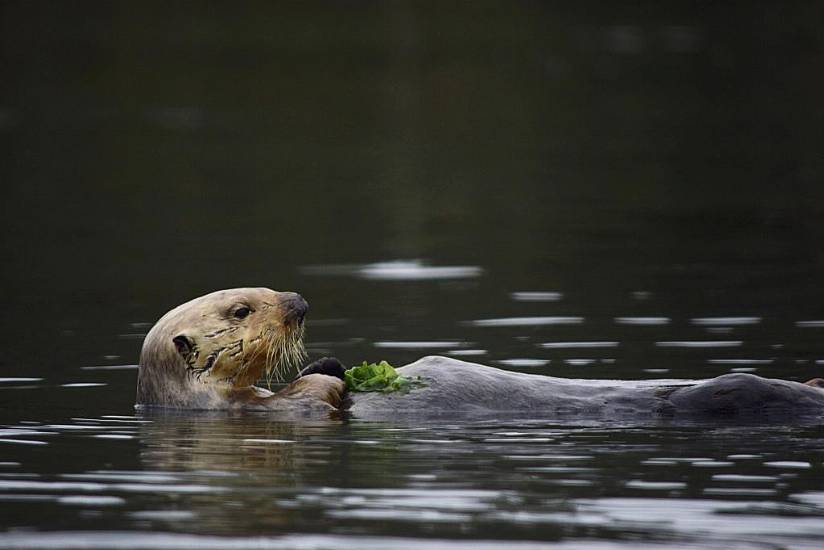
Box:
299, 357, 346, 381
281, 374, 346, 410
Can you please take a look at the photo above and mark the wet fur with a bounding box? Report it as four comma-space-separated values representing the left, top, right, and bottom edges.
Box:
348, 356, 824, 419
136, 288, 342, 411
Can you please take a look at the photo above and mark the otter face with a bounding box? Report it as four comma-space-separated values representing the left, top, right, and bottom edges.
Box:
138, 288, 308, 405
172, 288, 308, 387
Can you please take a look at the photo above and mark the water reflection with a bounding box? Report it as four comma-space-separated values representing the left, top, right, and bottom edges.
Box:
614, 317, 670, 325
469, 317, 585, 327
138, 412, 345, 477
301, 260, 484, 281
128, 413, 824, 547
1, 411, 824, 546
691, 317, 762, 327
510, 292, 563, 303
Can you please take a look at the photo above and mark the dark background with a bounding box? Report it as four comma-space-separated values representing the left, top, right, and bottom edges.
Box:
2, 1, 823, 388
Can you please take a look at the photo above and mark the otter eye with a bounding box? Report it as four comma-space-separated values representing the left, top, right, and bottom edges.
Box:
233, 306, 251, 319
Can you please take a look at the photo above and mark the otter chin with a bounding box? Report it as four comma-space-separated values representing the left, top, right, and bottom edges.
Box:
136, 288, 344, 412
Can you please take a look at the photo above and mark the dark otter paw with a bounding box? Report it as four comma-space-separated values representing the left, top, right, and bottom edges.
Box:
299, 357, 346, 380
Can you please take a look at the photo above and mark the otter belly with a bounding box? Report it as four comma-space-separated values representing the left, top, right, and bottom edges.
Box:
347, 356, 824, 419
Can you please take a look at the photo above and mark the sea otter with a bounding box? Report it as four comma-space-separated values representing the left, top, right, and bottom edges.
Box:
136, 287, 824, 418
135, 288, 345, 412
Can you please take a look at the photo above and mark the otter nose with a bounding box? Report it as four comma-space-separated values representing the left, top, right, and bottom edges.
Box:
280, 292, 309, 325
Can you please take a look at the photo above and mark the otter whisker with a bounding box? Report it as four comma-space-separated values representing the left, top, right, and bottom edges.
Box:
265, 328, 285, 389
263, 324, 306, 389
239, 329, 271, 386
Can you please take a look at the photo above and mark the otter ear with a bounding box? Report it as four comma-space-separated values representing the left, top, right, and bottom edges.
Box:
172, 334, 194, 358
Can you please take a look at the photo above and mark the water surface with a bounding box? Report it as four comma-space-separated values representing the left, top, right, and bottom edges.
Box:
2, 1, 824, 548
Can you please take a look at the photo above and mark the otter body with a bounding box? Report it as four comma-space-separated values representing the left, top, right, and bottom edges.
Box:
136, 288, 824, 419
347, 356, 824, 419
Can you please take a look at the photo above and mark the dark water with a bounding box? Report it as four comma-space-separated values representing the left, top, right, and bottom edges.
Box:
2, 1, 824, 548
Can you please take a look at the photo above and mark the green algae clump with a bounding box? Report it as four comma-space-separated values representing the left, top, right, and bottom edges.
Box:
344, 361, 424, 393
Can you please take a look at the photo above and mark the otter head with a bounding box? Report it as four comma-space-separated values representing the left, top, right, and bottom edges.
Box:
136, 288, 308, 408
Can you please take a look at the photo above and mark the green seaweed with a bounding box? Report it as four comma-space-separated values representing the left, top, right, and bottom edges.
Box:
344, 361, 424, 393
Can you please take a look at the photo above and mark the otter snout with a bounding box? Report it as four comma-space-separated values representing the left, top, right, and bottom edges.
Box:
279, 292, 309, 325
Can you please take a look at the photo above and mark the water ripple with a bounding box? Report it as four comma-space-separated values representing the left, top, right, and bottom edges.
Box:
691, 317, 762, 326
468, 316, 584, 327
655, 340, 742, 348
510, 292, 563, 302
301, 260, 483, 281
540, 341, 619, 349
614, 317, 671, 325
373, 341, 469, 349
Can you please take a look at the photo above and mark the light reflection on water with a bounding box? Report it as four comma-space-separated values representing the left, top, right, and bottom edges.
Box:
1, 411, 824, 548
302, 260, 484, 281
2, 279, 824, 547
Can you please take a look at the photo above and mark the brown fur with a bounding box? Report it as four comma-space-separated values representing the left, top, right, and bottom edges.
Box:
136, 288, 344, 411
